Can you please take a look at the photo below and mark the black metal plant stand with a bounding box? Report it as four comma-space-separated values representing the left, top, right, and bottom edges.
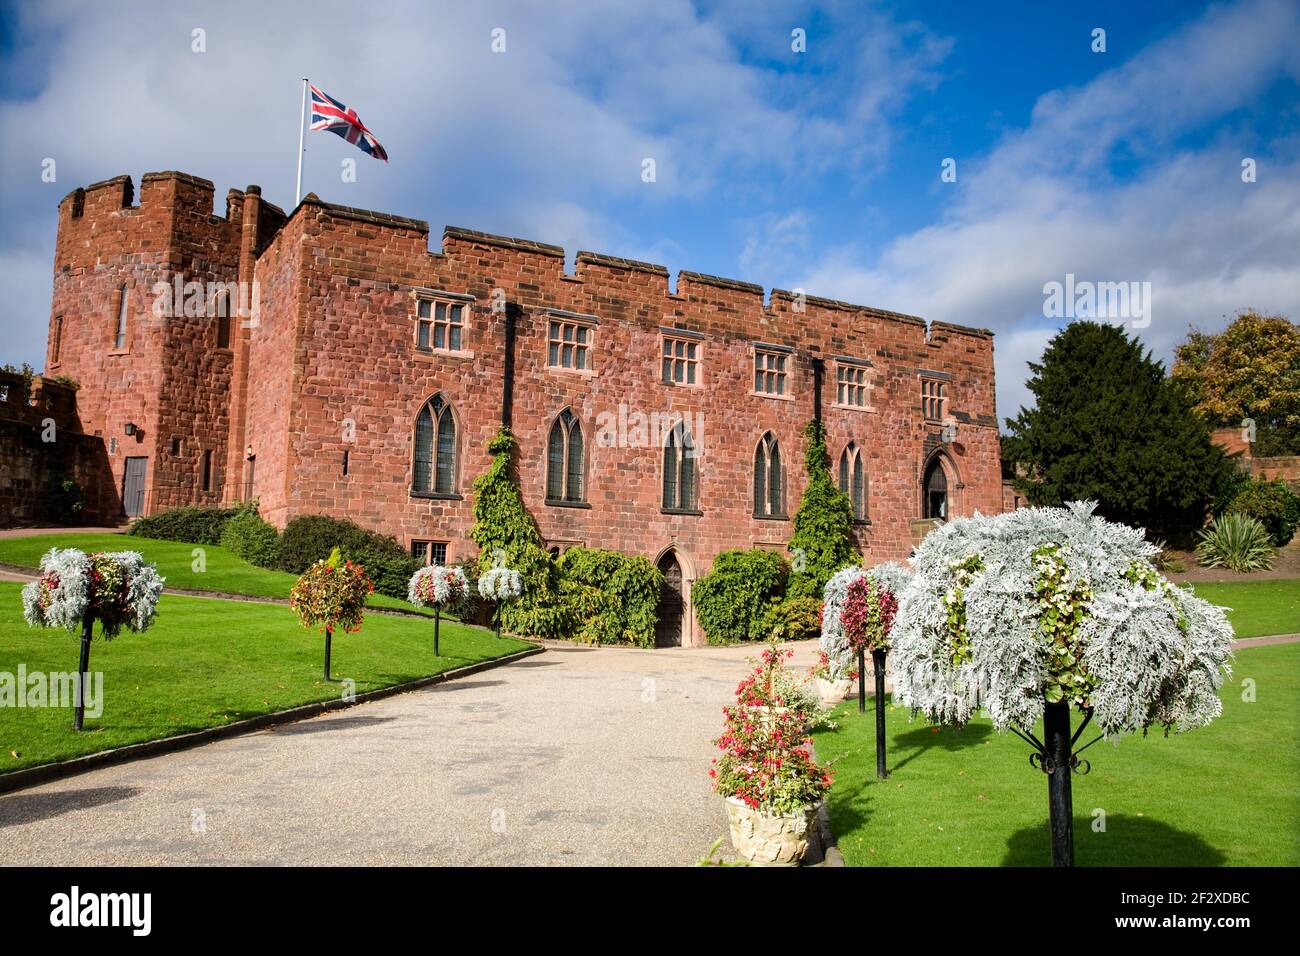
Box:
323, 626, 333, 681
433, 606, 441, 656
73, 614, 94, 732
494, 605, 502, 642
872, 648, 889, 779
1010, 701, 1102, 867
857, 649, 866, 714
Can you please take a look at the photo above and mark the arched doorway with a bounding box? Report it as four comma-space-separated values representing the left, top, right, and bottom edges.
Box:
655, 550, 684, 647
923, 455, 948, 520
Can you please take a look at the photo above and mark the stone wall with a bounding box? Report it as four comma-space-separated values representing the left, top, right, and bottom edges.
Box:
40, 172, 1003, 606
0, 373, 115, 527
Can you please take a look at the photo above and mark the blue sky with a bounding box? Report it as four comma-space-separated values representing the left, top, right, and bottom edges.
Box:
1, 0, 1297, 422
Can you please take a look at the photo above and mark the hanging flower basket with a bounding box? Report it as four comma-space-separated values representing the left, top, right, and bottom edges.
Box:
478, 567, 522, 640
408, 564, 468, 656
290, 548, 373, 680
21, 547, 165, 730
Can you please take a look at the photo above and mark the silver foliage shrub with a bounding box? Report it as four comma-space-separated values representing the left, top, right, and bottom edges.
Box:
891, 502, 1234, 740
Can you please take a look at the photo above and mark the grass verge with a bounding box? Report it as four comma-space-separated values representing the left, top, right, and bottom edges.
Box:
0, 533, 435, 616
813, 643, 1299, 866
0, 581, 531, 774
1183, 579, 1300, 638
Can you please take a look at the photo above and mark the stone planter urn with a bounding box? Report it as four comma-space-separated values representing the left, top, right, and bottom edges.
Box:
724, 796, 819, 866
815, 677, 853, 704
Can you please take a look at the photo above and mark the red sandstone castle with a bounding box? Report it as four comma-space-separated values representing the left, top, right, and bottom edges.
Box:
39, 170, 1000, 645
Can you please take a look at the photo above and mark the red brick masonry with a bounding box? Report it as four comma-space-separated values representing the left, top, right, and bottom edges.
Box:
43, 171, 1001, 630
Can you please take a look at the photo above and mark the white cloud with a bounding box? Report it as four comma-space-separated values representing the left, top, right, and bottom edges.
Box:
795, 0, 1300, 424
0, 0, 952, 369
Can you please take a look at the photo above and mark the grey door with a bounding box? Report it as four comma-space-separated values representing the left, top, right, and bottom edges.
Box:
123, 457, 147, 517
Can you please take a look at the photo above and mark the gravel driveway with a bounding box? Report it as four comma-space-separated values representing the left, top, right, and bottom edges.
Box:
0, 640, 818, 866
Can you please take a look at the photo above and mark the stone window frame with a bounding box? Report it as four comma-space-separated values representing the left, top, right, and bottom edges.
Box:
410, 392, 463, 500
838, 440, 869, 523
109, 282, 132, 355
753, 431, 788, 519
834, 356, 874, 411
50, 315, 64, 366
662, 418, 702, 515
545, 407, 590, 508
752, 343, 794, 400
660, 327, 705, 388
411, 289, 475, 358
410, 539, 449, 566
919, 370, 950, 423
546, 538, 584, 559
212, 291, 232, 350
543, 309, 598, 375
201, 449, 213, 492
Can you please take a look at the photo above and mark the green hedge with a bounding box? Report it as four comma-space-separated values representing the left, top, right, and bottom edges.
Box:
1225, 477, 1300, 546
757, 595, 823, 643
129, 502, 254, 545
219, 511, 281, 567
691, 549, 789, 644
276, 514, 418, 600
557, 547, 662, 647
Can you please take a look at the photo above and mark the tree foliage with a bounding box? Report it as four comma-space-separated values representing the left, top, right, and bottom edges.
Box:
557, 547, 662, 647
469, 427, 569, 637
692, 549, 789, 644
1171, 311, 1300, 456
1003, 321, 1234, 539
1223, 477, 1300, 546
787, 419, 859, 598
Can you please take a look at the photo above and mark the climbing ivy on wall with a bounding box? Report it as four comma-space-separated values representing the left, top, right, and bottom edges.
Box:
469, 427, 569, 637
557, 547, 662, 647
787, 419, 860, 599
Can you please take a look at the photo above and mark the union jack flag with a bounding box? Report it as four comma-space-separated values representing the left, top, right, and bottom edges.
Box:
309, 85, 389, 162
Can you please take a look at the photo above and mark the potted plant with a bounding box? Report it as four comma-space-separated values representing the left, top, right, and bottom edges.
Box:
478, 566, 522, 640
818, 565, 864, 702
22, 547, 165, 730
891, 502, 1235, 866
408, 564, 468, 656
290, 547, 373, 680
710, 645, 833, 865
809, 650, 854, 705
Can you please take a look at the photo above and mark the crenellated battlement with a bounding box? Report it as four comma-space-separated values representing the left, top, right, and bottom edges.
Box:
289, 188, 992, 352
39, 169, 1002, 571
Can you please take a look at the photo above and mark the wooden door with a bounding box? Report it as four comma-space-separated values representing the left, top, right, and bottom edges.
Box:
655, 552, 683, 648
123, 457, 147, 517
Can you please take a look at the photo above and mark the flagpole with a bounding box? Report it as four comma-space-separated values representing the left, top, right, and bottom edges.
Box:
295, 77, 308, 205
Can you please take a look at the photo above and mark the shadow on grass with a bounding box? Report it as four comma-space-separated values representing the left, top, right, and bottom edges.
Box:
890, 723, 993, 773
1002, 814, 1228, 866
0, 785, 142, 827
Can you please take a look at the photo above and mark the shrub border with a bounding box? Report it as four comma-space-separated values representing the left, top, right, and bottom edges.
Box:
0, 644, 543, 795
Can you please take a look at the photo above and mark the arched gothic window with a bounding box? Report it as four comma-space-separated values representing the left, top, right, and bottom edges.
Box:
662, 420, 697, 511
413, 394, 456, 494
547, 408, 585, 502
753, 432, 783, 516
838, 442, 866, 520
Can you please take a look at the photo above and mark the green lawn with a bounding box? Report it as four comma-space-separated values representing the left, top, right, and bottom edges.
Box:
0, 581, 531, 774
0, 533, 434, 616
1184, 579, 1300, 638
814, 643, 1299, 866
